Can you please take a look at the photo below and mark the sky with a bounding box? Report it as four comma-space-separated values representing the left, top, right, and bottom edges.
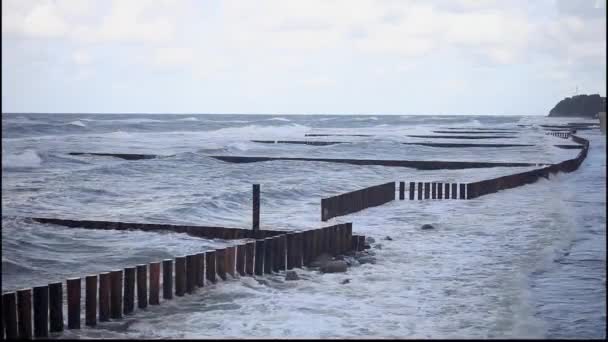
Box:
1, 0, 606, 115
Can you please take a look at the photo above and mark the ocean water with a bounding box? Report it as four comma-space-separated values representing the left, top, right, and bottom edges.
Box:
1, 113, 605, 338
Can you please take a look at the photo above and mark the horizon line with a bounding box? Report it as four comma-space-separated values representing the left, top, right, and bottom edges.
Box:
2, 112, 539, 116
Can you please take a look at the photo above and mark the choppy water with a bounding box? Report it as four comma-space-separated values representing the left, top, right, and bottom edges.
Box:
1, 113, 605, 338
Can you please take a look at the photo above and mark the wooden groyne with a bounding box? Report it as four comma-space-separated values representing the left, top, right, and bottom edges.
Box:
251, 140, 345, 146
432, 130, 519, 134
397, 181, 468, 200
402, 142, 534, 148
546, 132, 571, 139
29, 218, 284, 240
68, 153, 158, 160
466, 135, 589, 199
2, 221, 362, 338
321, 182, 395, 221
211, 156, 544, 170
406, 135, 517, 139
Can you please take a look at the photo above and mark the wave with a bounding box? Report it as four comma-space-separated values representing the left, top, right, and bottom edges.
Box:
68, 120, 87, 127
177, 117, 199, 122
265, 117, 291, 122
2, 149, 43, 169
206, 124, 311, 139
355, 116, 378, 121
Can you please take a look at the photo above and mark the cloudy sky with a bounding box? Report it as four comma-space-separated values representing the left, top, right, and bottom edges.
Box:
2, 0, 606, 115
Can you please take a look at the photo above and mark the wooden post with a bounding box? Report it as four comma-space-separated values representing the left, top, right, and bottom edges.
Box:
351, 235, 359, 252
424, 182, 430, 199
226, 246, 236, 278
33, 286, 48, 338
399, 181, 405, 200
3, 292, 18, 339
286, 233, 295, 270
417, 182, 423, 200
264, 237, 273, 274
272, 236, 281, 271
237, 245, 246, 276
205, 251, 217, 284
136, 265, 148, 309
149, 262, 160, 305
123, 267, 135, 314
437, 182, 443, 199
253, 184, 260, 230
17, 288, 32, 339
67, 278, 81, 329
49, 282, 63, 332
216, 249, 227, 281
98, 273, 110, 322
186, 255, 196, 294
445, 183, 450, 199
85, 276, 97, 326
278, 234, 287, 270
110, 270, 123, 319
298, 232, 306, 268
175, 257, 186, 296
301, 230, 311, 266
451, 183, 457, 199
431, 182, 436, 199
466, 183, 473, 199
254, 240, 265, 275
245, 243, 255, 276
459, 183, 466, 199
357, 236, 366, 251
196, 253, 206, 287
346, 223, 353, 252
162, 259, 173, 300
409, 182, 415, 200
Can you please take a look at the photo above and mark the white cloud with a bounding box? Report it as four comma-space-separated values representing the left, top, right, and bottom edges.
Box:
72, 50, 92, 65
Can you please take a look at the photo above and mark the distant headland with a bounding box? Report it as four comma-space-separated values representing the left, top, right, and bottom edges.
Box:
548, 94, 606, 117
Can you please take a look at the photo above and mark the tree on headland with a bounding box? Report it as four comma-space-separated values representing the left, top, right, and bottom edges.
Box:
548, 94, 606, 117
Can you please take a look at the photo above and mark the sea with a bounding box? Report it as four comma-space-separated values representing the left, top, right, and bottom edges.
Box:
1, 113, 605, 338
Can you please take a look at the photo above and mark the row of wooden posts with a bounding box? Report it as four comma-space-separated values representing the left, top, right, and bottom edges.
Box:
2, 223, 365, 339
546, 132, 571, 139
321, 182, 395, 221
398, 182, 466, 200
321, 135, 589, 219
467, 135, 589, 198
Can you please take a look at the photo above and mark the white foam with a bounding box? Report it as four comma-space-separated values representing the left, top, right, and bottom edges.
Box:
265, 117, 291, 122
2, 149, 43, 169
67, 120, 87, 127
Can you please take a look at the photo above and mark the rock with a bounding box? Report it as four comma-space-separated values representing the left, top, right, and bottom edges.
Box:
357, 256, 377, 265
421, 224, 435, 230
285, 270, 299, 281
374, 243, 382, 249
383, 236, 393, 241
364, 244, 371, 249
366, 237, 376, 244
340, 279, 350, 285
320, 260, 348, 273
310, 253, 333, 268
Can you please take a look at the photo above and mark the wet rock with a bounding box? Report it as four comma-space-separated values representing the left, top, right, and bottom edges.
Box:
421, 224, 435, 230
357, 256, 377, 265
383, 236, 393, 241
310, 253, 333, 268
340, 279, 350, 285
366, 237, 376, 244
320, 260, 348, 273
285, 270, 299, 281
363, 244, 371, 249
374, 243, 382, 249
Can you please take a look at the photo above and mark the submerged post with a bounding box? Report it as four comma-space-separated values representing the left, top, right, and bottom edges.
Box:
409, 182, 415, 200
399, 182, 405, 200
253, 184, 260, 230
